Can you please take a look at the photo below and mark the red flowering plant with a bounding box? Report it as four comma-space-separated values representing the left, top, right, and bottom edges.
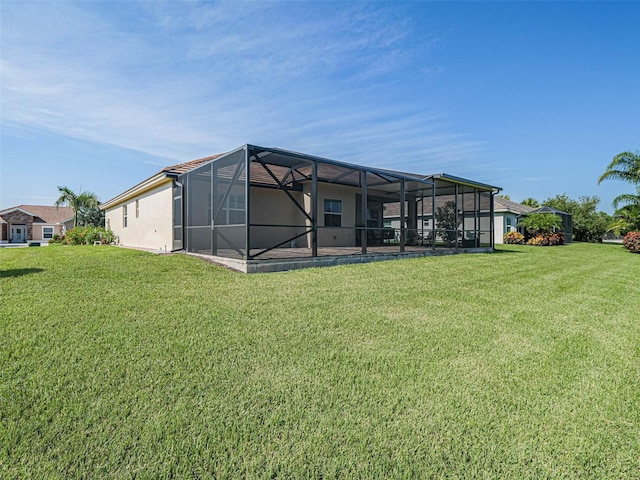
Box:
623, 232, 640, 253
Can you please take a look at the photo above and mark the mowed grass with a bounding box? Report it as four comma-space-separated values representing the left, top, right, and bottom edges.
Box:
1, 243, 639, 478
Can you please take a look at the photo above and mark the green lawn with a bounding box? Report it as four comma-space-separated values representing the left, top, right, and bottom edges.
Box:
1, 243, 639, 478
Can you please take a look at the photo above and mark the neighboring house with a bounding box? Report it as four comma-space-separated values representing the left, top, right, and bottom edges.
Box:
493, 199, 574, 244
101, 144, 501, 272
0, 205, 74, 244
494, 197, 534, 244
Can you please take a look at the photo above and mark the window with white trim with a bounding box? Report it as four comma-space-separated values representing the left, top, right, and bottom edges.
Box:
42, 226, 54, 239
136, 199, 140, 218
505, 216, 513, 233
216, 192, 245, 224
123, 205, 128, 228
324, 199, 342, 227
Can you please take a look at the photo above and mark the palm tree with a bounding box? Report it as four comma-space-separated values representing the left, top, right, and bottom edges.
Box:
521, 197, 540, 208
612, 186, 640, 210
598, 151, 640, 185
55, 186, 99, 228
607, 204, 640, 236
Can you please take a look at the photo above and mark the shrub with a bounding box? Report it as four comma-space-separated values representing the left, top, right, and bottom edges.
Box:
548, 232, 565, 246
527, 235, 546, 246
622, 231, 640, 253
64, 226, 115, 246
503, 231, 525, 244
526, 232, 565, 247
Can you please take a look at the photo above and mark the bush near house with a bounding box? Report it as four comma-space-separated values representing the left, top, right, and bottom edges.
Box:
519, 213, 564, 246
503, 231, 525, 244
622, 231, 640, 253
63, 226, 115, 245
526, 232, 565, 246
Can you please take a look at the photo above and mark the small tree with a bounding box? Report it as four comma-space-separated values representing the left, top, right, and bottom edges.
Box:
435, 200, 461, 246
519, 213, 564, 246
77, 204, 105, 227
519, 213, 562, 236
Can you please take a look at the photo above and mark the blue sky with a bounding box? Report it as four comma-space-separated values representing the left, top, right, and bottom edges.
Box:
1, 1, 639, 212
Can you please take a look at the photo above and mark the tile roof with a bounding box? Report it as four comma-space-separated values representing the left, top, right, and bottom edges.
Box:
0, 205, 74, 223
494, 197, 535, 214
161, 154, 226, 175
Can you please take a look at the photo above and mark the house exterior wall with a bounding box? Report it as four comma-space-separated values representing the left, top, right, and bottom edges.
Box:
105, 182, 173, 251
250, 188, 307, 249
31, 224, 64, 241
494, 212, 520, 244
494, 213, 506, 244
303, 183, 358, 247
0, 211, 34, 242
249, 183, 360, 250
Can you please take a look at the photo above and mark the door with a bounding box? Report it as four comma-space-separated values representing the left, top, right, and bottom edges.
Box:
10, 225, 26, 243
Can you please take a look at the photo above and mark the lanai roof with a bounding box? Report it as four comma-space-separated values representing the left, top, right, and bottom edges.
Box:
103, 144, 501, 209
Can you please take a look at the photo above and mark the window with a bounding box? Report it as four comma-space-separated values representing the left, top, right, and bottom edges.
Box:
505, 216, 513, 233
136, 199, 140, 218
42, 226, 54, 239
123, 205, 128, 228
324, 199, 342, 227
216, 192, 245, 224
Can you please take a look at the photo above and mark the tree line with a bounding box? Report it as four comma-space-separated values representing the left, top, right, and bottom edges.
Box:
54, 151, 639, 243
504, 151, 639, 242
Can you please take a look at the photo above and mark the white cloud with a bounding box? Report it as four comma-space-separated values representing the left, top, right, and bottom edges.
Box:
1, 0, 487, 175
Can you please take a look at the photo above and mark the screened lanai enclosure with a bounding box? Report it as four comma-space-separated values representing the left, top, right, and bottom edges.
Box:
173, 145, 500, 272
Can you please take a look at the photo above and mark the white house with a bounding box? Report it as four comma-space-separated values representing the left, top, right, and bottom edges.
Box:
493, 197, 534, 244
102, 144, 501, 272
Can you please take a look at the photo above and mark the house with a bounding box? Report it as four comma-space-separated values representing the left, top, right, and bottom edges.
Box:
0, 205, 74, 244
493, 199, 574, 244
101, 144, 501, 272
493, 197, 534, 244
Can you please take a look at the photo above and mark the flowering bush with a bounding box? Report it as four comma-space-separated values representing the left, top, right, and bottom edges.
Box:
503, 231, 525, 244
526, 232, 565, 246
622, 231, 640, 253
64, 226, 116, 245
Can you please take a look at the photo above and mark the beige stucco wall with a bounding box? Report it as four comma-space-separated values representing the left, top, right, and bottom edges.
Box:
303, 183, 358, 247
250, 188, 308, 249
105, 181, 173, 251
248, 183, 361, 250
31, 224, 64, 241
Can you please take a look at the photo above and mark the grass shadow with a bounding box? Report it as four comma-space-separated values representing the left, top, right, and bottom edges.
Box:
0, 268, 45, 278
492, 247, 526, 254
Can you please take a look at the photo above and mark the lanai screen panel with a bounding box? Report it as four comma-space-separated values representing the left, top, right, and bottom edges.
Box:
184, 162, 212, 254
212, 149, 247, 258
182, 148, 247, 258
479, 191, 492, 246
248, 150, 314, 257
